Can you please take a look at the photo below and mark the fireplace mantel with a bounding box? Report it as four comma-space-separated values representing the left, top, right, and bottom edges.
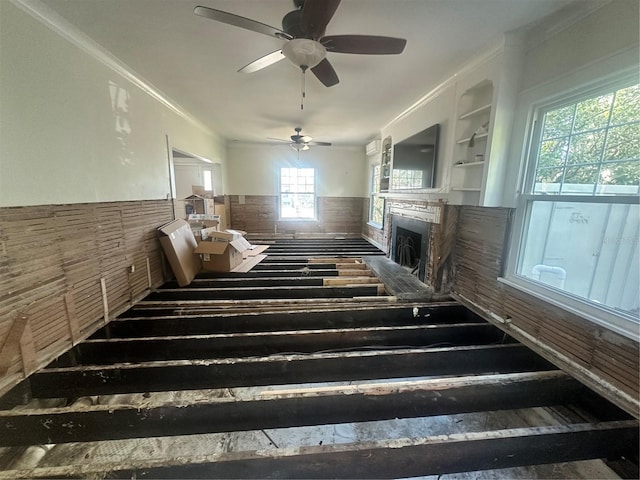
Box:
389, 204, 442, 224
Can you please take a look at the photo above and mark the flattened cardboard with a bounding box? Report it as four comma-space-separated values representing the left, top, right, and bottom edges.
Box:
231, 254, 267, 273
242, 244, 270, 259
157, 219, 201, 286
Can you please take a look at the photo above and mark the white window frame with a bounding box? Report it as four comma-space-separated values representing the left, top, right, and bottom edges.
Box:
278, 167, 317, 221
502, 72, 640, 341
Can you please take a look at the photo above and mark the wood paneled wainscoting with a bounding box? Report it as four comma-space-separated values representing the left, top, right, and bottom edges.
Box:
229, 195, 365, 234
0, 200, 174, 397
453, 206, 639, 417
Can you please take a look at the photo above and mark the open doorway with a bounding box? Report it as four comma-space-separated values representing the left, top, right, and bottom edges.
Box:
169, 146, 226, 229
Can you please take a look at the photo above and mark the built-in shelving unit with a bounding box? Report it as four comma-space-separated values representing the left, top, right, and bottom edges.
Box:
379, 136, 392, 192
450, 79, 494, 205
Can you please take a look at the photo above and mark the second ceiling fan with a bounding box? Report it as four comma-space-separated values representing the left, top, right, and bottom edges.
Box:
271, 127, 331, 151
194, 0, 407, 87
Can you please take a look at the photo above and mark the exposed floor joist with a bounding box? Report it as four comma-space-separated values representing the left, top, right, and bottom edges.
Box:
0, 237, 636, 479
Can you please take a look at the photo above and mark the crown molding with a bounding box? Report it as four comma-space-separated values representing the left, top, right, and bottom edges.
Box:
382, 39, 505, 132
10, 0, 214, 136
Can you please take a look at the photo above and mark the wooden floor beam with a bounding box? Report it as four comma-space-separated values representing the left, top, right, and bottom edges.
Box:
29, 344, 555, 398
1, 421, 636, 479
0, 371, 587, 446
100, 303, 475, 338
145, 285, 381, 301
53, 323, 506, 366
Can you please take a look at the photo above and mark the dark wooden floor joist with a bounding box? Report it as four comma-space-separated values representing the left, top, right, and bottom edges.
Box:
0, 421, 636, 479
0, 372, 595, 446
95, 303, 481, 336
0, 237, 637, 479
51, 322, 506, 365
30, 343, 553, 398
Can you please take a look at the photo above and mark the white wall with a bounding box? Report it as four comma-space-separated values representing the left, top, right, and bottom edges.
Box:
0, 1, 226, 207
226, 144, 367, 197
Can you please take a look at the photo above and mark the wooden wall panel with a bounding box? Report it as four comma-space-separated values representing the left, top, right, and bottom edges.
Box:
0, 200, 173, 396
452, 206, 639, 417
229, 195, 364, 235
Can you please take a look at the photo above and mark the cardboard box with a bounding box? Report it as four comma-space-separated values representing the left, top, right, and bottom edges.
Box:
201, 228, 245, 242
195, 235, 252, 272
157, 219, 201, 286
187, 214, 220, 237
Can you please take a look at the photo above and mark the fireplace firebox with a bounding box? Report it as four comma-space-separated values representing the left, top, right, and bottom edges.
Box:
390, 215, 430, 280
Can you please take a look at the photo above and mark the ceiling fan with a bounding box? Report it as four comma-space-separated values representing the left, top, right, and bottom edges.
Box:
271, 127, 332, 151
194, 0, 407, 87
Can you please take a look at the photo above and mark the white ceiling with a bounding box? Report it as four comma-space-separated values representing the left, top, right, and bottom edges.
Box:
41, 0, 597, 147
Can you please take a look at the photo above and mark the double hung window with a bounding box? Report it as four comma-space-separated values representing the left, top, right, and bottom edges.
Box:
506, 77, 639, 339
369, 164, 385, 227
279, 167, 316, 220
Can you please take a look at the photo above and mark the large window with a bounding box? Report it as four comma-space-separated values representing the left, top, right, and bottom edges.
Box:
506, 77, 639, 339
369, 164, 385, 227
280, 167, 316, 219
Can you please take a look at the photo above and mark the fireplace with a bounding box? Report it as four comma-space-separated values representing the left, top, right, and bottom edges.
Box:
390, 215, 430, 280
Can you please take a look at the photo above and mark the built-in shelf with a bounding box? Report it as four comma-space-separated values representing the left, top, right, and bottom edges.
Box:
456, 132, 489, 144
450, 77, 496, 205
458, 103, 492, 120
454, 161, 485, 168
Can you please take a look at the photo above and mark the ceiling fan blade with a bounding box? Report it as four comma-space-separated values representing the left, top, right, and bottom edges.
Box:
311, 58, 339, 87
267, 137, 291, 143
301, 0, 341, 40
321, 35, 407, 54
307, 141, 332, 146
238, 49, 286, 73
194, 6, 292, 40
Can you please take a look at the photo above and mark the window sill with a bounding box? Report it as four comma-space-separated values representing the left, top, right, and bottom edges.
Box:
498, 276, 639, 342
367, 221, 383, 230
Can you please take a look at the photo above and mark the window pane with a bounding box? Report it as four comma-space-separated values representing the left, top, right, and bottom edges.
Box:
611, 84, 640, 124
534, 168, 564, 194
567, 130, 605, 165
370, 195, 384, 225
518, 201, 639, 316
573, 93, 613, 133
542, 104, 574, 139
203, 170, 212, 191
597, 161, 640, 193
604, 123, 640, 161
538, 138, 569, 168
372, 165, 381, 194
561, 164, 598, 194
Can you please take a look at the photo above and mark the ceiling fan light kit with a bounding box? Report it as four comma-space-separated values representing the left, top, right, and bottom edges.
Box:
291, 143, 311, 151
282, 39, 327, 69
